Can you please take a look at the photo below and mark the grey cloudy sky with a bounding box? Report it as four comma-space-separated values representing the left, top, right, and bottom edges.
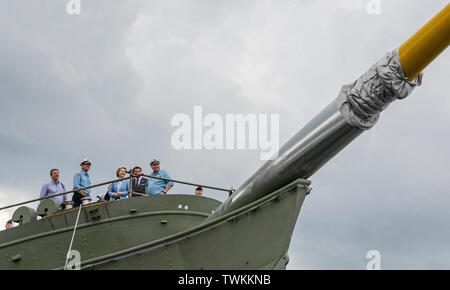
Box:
0, 0, 449, 269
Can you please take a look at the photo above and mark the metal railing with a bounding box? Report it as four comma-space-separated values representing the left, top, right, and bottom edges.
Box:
141, 173, 233, 194
0, 171, 234, 211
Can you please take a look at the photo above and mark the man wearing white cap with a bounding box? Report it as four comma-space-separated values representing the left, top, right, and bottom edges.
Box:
145, 158, 174, 195
72, 158, 92, 207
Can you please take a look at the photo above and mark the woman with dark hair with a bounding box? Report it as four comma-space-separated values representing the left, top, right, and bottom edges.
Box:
107, 167, 130, 200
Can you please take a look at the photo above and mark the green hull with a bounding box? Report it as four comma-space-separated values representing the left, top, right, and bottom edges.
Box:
0, 179, 309, 270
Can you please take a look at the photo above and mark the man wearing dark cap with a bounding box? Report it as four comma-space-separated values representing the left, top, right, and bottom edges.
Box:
145, 159, 174, 195
72, 158, 92, 207
195, 186, 203, 196
5, 220, 14, 230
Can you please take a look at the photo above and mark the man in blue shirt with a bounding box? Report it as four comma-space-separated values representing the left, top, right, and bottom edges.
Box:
145, 159, 174, 195
40, 168, 68, 204
72, 158, 91, 206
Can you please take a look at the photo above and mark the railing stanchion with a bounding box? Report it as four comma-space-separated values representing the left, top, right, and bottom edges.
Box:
128, 172, 133, 199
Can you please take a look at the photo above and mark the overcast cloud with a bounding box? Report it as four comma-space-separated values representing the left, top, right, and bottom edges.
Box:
0, 0, 449, 269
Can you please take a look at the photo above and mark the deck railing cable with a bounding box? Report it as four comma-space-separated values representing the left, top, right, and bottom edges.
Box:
0, 172, 233, 211
141, 173, 233, 194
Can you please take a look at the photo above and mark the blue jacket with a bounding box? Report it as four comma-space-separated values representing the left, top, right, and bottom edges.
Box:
108, 180, 130, 200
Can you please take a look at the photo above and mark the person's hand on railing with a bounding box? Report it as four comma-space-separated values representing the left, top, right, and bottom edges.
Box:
77, 190, 89, 198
